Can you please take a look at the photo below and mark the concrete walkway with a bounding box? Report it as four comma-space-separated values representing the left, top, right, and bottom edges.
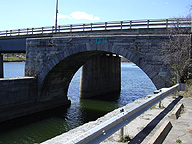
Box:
163, 97, 192, 144
102, 96, 192, 144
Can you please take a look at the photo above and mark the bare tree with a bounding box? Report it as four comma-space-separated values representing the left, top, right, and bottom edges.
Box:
162, 16, 191, 84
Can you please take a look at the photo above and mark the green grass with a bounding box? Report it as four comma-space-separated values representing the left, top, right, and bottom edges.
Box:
3, 57, 25, 62
176, 139, 182, 143
118, 135, 132, 142
150, 104, 156, 109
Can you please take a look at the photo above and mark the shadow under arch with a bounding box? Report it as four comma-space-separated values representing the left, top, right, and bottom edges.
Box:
38, 42, 165, 102
40, 51, 109, 101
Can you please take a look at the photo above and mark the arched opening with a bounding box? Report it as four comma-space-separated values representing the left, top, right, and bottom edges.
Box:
60, 54, 157, 127
40, 49, 158, 102
40, 51, 108, 101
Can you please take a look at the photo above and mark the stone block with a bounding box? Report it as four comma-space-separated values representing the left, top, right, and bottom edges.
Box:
170, 103, 184, 119
147, 121, 172, 144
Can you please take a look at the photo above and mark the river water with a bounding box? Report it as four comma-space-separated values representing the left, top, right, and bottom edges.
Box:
0, 62, 156, 144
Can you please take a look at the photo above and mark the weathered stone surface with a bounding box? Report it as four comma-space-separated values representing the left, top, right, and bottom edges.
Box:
0, 54, 3, 78
25, 32, 174, 102
0, 77, 37, 105
80, 55, 121, 98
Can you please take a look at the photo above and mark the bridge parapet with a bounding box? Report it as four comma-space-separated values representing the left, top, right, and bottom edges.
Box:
0, 18, 190, 39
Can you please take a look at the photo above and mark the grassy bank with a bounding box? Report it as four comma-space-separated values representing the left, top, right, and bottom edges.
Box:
3, 56, 26, 62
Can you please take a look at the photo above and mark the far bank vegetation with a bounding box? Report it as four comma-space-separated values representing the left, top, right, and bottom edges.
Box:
3, 53, 26, 62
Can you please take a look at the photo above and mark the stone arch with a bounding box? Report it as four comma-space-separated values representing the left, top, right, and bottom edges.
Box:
38, 43, 164, 101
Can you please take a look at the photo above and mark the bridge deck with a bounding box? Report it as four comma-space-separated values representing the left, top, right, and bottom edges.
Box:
0, 18, 190, 53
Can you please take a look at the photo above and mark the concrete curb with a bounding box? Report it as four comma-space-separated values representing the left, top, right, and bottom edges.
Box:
170, 103, 184, 119
147, 121, 172, 144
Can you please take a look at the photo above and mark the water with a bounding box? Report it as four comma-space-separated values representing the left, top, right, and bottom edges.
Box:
0, 62, 156, 144
3, 62, 25, 78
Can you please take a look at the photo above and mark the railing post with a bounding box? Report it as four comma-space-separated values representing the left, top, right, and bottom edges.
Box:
6, 30, 8, 37
120, 127, 124, 138
177, 19, 180, 27
83, 24, 85, 32
32, 28, 34, 35
58, 26, 60, 32
18, 29, 20, 36
159, 100, 162, 108
91, 23, 93, 31
120, 21, 123, 30
120, 108, 124, 138
42, 27, 44, 34
147, 20, 150, 28
105, 22, 107, 30
10, 30, 12, 36
52, 26, 54, 33
70, 25, 72, 32
130, 21, 132, 29
27, 28, 29, 35
166, 19, 168, 28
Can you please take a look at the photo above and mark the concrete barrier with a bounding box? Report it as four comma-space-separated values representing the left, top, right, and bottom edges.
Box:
0, 76, 71, 122
170, 103, 184, 119
147, 121, 172, 144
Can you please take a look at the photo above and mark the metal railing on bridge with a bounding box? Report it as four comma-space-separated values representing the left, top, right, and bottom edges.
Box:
0, 18, 191, 38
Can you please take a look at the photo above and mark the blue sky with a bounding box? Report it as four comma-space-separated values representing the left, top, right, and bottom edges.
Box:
0, 0, 191, 30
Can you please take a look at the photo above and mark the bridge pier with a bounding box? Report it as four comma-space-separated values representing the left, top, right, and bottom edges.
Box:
80, 54, 121, 98
0, 53, 3, 78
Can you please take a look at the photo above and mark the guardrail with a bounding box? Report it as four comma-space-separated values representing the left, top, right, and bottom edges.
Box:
0, 18, 191, 38
65, 84, 179, 144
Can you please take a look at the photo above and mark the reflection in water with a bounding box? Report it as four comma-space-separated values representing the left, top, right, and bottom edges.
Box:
0, 62, 156, 143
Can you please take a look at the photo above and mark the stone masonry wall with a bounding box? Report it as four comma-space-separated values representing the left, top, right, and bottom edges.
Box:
80, 54, 121, 98
0, 77, 37, 106
25, 32, 172, 101
0, 77, 38, 122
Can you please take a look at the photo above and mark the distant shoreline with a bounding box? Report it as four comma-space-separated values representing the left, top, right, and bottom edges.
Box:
3, 56, 26, 62
3, 60, 25, 62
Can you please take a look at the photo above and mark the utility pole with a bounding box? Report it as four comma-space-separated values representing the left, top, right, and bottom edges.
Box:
55, 0, 59, 32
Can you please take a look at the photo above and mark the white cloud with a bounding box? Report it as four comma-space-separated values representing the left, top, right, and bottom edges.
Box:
57, 11, 100, 21
70, 11, 100, 20
58, 14, 72, 19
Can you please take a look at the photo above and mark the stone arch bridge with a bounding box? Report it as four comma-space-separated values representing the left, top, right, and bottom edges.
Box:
25, 32, 171, 106
0, 18, 191, 122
